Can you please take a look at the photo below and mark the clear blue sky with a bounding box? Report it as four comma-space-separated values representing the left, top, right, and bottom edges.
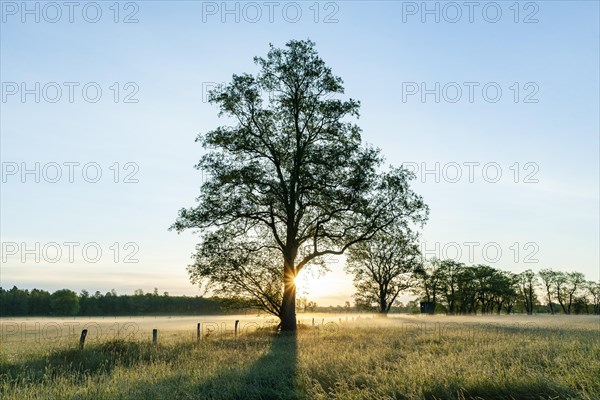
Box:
1, 1, 598, 305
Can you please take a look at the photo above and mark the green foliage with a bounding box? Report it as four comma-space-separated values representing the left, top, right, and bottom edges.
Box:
50, 289, 79, 316
413, 262, 599, 316
0, 287, 222, 317
414, 261, 528, 315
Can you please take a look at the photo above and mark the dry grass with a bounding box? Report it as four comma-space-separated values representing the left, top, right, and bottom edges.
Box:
1, 314, 599, 399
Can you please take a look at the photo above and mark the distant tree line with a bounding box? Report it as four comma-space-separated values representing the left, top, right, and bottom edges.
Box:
343, 226, 599, 316
0, 287, 223, 317
412, 260, 600, 315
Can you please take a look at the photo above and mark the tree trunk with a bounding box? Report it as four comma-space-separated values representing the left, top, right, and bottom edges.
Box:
558, 298, 567, 315
280, 263, 297, 332
567, 293, 573, 315
379, 286, 387, 314
545, 288, 555, 314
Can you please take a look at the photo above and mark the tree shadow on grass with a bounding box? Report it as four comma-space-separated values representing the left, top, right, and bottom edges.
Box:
119, 332, 300, 400
1, 333, 299, 399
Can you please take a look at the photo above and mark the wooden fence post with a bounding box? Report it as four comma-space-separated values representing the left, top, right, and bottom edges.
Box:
79, 329, 88, 350
312, 317, 314, 327
234, 320, 239, 339
152, 329, 158, 348
196, 323, 201, 344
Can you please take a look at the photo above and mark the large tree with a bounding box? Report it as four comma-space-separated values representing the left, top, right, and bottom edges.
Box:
345, 228, 422, 315
172, 40, 428, 331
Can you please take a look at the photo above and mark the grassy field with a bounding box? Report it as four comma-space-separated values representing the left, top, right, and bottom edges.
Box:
1, 314, 599, 399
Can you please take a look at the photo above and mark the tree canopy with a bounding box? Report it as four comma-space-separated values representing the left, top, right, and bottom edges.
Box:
172, 39, 429, 331
345, 228, 422, 314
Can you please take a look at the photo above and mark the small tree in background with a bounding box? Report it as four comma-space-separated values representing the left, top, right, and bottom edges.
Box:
555, 271, 586, 315
50, 289, 79, 316
345, 228, 422, 315
518, 269, 537, 315
438, 259, 464, 314
539, 269, 557, 314
413, 258, 443, 311
586, 281, 600, 315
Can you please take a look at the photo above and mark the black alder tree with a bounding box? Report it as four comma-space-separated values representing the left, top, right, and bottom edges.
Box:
172, 39, 428, 332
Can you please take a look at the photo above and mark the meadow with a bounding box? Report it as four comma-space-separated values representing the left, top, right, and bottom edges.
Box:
1, 314, 599, 399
